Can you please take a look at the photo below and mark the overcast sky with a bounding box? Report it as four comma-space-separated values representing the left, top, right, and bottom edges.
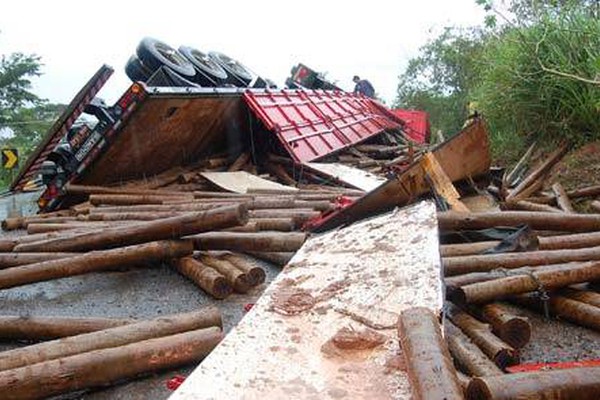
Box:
0, 0, 485, 106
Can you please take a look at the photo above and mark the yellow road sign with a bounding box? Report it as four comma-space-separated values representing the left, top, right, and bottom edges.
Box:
2, 148, 18, 169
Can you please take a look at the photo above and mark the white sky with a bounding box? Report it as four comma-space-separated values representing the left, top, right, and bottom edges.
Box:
0, 0, 485, 106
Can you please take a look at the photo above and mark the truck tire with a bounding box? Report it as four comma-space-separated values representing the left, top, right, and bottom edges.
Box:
136, 37, 196, 78
209, 52, 253, 85
124, 55, 153, 82
178, 46, 228, 82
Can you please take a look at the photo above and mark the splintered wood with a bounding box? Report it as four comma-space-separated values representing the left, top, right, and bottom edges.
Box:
170, 201, 443, 400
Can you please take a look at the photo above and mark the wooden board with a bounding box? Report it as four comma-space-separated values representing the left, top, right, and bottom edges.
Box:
201, 171, 298, 194
311, 118, 491, 232
170, 201, 443, 400
304, 162, 386, 191
81, 94, 248, 184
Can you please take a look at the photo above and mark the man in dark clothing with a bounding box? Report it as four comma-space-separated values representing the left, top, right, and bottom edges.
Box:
353, 75, 375, 98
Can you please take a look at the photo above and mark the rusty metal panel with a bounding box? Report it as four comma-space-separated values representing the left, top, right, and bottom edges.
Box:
170, 201, 443, 400
80, 94, 248, 185
311, 118, 491, 232
243, 90, 403, 163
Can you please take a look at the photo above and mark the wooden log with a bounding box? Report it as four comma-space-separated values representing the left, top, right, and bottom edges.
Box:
221, 253, 266, 286
246, 198, 296, 210
451, 261, 600, 304
441, 241, 500, 257
2, 214, 74, 231
223, 222, 259, 233
506, 177, 545, 202
506, 143, 569, 201
552, 182, 575, 213
445, 320, 504, 377
198, 254, 251, 293
567, 184, 600, 199
88, 203, 216, 214
443, 245, 600, 276
397, 307, 464, 400
293, 200, 334, 212
248, 208, 320, 220
0, 240, 192, 290
538, 231, 600, 250
89, 193, 193, 206
466, 366, 600, 400
456, 370, 471, 395
14, 204, 247, 253
252, 218, 296, 232
246, 251, 294, 266
192, 191, 254, 199
502, 200, 563, 213
0, 327, 222, 400
591, 200, 600, 213
0, 308, 221, 372
560, 287, 600, 308
504, 142, 536, 187
0, 315, 134, 341
0, 253, 78, 269
477, 303, 531, 348
190, 232, 307, 253
438, 211, 600, 233
88, 211, 184, 221
264, 163, 297, 186
227, 152, 251, 172
26, 222, 118, 234
446, 304, 518, 368
0, 239, 18, 252
171, 257, 232, 299
64, 183, 192, 197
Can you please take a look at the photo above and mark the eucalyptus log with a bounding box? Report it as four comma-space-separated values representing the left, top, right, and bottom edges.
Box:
451, 261, 600, 304
0, 308, 221, 372
88, 211, 183, 221
171, 257, 232, 299
513, 294, 600, 332
198, 254, 251, 293
538, 231, 600, 250
64, 184, 190, 197
0, 239, 18, 252
445, 320, 503, 377
0, 240, 192, 290
89, 193, 193, 206
561, 287, 600, 308
246, 251, 294, 266
441, 241, 499, 257
2, 212, 74, 231
87, 203, 215, 214
446, 304, 518, 368
26, 222, 117, 234
0, 315, 134, 341
222, 253, 266, 286
552, 182, 575, 213
0, 252, 78, 269
443, 246, 600, 276
398, 307, 464, 400
477, 303, 531, 348
252, 218, 296, 232
506, 143, 569, 201
248, 208, 320, 220
502, 200, 563, 213
0, 327, 222, 400
466, 366, 600, 400
227, 152, 250, 172
14, 204, 247, 253
438, 211, 600, 233
189, 231, 307, 252
567, 184, 600, 199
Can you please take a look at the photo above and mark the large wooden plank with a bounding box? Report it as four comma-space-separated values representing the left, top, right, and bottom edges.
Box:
170, 201, 443, 400
311, 118, 490, 232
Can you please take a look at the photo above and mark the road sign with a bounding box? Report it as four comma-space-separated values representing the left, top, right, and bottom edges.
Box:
2, 148, 18, 169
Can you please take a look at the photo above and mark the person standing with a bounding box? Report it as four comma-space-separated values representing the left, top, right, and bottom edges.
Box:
352, 75, 375, 98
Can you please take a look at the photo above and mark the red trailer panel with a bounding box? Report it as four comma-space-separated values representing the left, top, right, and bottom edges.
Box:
391, 109, 431, 144
243, 90, 403, 163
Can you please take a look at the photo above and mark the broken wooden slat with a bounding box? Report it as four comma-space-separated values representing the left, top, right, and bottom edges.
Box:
421, 152, 470, 212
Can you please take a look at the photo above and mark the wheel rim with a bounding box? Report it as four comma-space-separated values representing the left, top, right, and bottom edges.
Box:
190, 49, 226, 76
154, 42, 189, 67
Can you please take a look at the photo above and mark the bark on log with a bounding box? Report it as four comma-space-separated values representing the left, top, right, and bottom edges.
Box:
502, 200, 563, 213
0, 240, 192, 290
221, 253, 266, 286
567, 184, 600, 199
451, 261, 600, 304
246, 251, 294, 266
446, 304, 518, 368
0, 252, 78, 269
14, 204, 247, 253
506, 143, 569, 201
26, 222, 117, 234
445, 320, 504, 377
477, 303, 531, 348
87, 203, 216, 214
2, 213, 74, 231
252, 218, 296, 232
189, 231, 307, 252
227, 152, 251, 172
248, 208, 320, 220
0, 308, 221, 372
552, 182, 575, 213
466, 366, 600, 400
513, 294, 600, 332
438, 211, 600, 232
561, 287, 600, 308
0, 327, 222, 400
198, 254, 251, 293
0, 315, 134, 341
441, 241, 499, 257
64, 184, 192, 197
89, 193, 193, 206
171, 257, 232, 299
537, 231, 600, 250
397, 307, 464, 400
87, 212, 183, 221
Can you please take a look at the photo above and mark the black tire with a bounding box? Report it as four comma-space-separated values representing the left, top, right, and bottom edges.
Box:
178, 46, 228, 82
136, 37, 196, 78
209, 52, 253, 85
124, 55, 153, 82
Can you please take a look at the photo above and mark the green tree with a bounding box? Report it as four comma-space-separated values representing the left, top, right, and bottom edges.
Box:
394, 27, 486, 137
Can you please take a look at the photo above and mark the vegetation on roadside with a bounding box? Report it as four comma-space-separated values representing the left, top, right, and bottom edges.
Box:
395, 0, 600, 165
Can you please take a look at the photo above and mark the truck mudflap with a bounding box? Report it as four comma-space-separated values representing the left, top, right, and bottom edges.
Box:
10, 65, 114, 192
243, 90, 405, 163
